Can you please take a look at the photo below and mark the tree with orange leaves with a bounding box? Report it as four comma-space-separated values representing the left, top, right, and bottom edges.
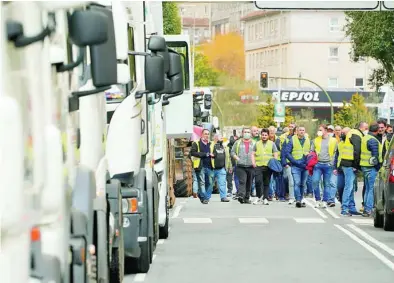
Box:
201, 33, 245, 79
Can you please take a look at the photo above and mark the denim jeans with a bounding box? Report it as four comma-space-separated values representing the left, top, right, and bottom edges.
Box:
206, 168, 227, 200
197, 167, 213, 201
192, 170, 198, 194
361, 166, 377, 213
312, 162, 333, 202
284, 165, 295, 199
269, 175, 275, 197
329, 173, 338, 203
274, 172, 285, 200
291, 166, 308, 202
306, 174, 313, 195
337, 167, 357, 213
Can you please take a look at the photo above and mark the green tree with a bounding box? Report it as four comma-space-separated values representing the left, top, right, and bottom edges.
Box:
162, 2, 181, 35
345, 11, 394, 88
256, 96, 293, 128
334, 93, 375, 128
194, 52, 220, 87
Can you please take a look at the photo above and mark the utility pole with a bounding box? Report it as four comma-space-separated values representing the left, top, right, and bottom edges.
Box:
270, 76, 334, 125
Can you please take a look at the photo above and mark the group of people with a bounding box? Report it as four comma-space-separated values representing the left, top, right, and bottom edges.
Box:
190, 119, 392, 217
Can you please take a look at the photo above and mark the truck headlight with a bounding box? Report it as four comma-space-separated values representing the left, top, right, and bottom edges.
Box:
122, 198, 138, 213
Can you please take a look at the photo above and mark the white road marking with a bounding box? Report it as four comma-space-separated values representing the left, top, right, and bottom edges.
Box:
183, 218, 212, 224
325, 208, 340, 219
238, 218, 269, 224
180, 201, 187, 204
157, 239, 165, 245
334, 225, 394, 271
350, 218, 374, 225
347, 224, 394, 257
171, 205, 183, 219
134, 273, 146, 282
152, 254, 157, 262
294, 218, 325, 223
168, 227, 171, 232
303, 199, 328, 219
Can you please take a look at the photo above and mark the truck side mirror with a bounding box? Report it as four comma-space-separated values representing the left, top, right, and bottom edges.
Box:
204, 93, 212, 110
68, 9, 109, 47
148, 35, 170, 73
167, 50, 184, 95
88, 5, 117, 87
145, 55, 165, 92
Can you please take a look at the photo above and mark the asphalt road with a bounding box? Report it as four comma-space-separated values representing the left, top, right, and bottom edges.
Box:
123, 189, 394, 283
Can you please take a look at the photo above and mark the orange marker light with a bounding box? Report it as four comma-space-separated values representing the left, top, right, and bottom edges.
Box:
31, 227, 40, 242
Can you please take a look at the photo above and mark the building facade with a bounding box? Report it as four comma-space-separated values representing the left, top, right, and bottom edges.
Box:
242, 10, 379, 91
178, 2, 211, 44
211, 1, 255, 38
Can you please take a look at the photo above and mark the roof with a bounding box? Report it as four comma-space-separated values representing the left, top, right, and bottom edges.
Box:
182, 17, 209, 27
240, 10, 280, 21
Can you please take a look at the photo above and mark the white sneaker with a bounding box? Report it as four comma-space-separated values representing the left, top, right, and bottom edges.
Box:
322, 201, 328, 208
315, 201, 322, 208
288, 199, 295, 205
263, 199, 269, 205
253, 198, 262, 205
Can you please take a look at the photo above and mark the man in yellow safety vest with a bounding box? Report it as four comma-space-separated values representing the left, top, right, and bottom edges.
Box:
252, 128, 279, 205
284, 125, 310, 208
333, 127, 361, 216
311, 124, 338, 209
360, 123, 382, 217
190, 129, 214, 204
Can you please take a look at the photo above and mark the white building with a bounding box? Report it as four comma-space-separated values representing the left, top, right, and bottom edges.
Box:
242, 10, 379, 91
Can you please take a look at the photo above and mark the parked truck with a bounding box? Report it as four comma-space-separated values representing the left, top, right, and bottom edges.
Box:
105, 0, 193, 273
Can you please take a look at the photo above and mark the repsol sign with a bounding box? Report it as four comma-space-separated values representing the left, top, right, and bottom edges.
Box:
273, 91, 320, 102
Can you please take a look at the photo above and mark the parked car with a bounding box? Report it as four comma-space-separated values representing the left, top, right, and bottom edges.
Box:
373, 137, 394, 231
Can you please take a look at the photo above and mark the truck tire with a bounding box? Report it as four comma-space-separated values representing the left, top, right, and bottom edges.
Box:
110, 248, 122, 283
110, 225, 124, 283
373, 210, 383, 228
174, 180, 188, 197
383, 209, 394, 231
135, 239, 151, 273
159, 196, 169, 239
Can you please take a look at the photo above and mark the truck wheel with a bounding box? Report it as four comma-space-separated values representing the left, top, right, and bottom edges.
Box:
174, 180, 188, 197
373, 210, 384, 228
383, 210, 394, 231
159, 196, 169, 239
136, 240, 151, 273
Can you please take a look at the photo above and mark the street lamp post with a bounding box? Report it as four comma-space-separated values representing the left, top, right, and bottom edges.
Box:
270, 76, 334, 125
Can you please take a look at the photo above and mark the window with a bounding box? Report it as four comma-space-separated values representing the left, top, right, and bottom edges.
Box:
328, 77, 338, 88
329, 47, 339, 62
355, 78, 364, 89
329, 17, 340, 32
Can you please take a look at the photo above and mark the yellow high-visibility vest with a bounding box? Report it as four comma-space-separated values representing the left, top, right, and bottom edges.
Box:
337, 137, 354, 167
255, 140, 274, 166
291, 135, 310, 160
360, 134, 382, 167
314, 136, 337, 160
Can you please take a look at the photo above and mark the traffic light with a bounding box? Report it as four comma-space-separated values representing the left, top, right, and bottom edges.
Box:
260, 72, 268, 88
